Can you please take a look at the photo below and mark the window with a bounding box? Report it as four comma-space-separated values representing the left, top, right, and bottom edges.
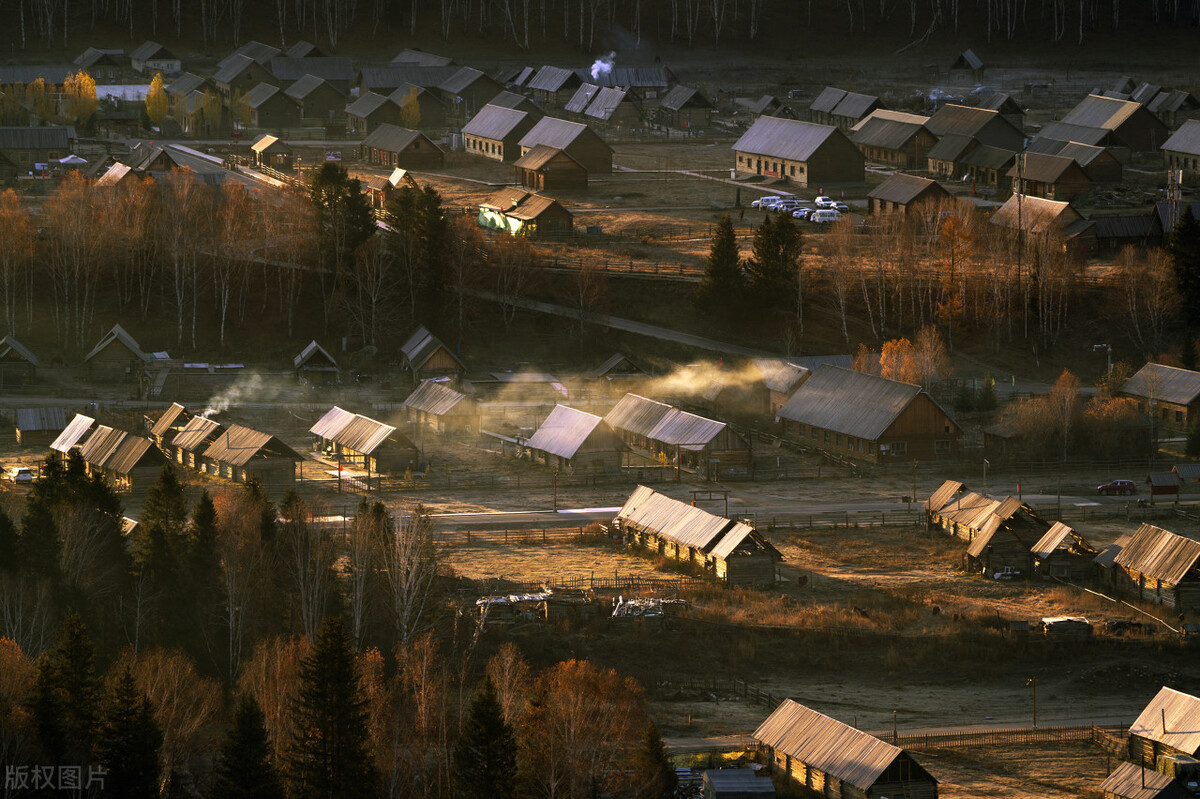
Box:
891, 442, 907, 456
811, 428, 817, 440
935, 440, 951, 455
868, 443, 875, 454
823, 430, 830, 443
790, 165, 795, 176
835, 434, 842, 446
1176, 410, 1184, 423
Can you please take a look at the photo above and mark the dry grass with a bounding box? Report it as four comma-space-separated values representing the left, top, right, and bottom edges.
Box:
928, 741, 1109, 799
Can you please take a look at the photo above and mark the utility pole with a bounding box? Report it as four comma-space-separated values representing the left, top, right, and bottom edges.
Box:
1027, 677, 1038, 727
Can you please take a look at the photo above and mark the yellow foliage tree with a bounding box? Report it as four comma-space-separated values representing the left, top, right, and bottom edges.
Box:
399, 86, 421, 129
145, 73, 168, 127
63, 71, 98, 125
27, 78, 54, 121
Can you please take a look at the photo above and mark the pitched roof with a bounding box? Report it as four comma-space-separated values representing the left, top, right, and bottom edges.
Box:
401, 326, 464, 371
849, 109, 929, 150
284, 40, 320, 58
310, 406, 356, 440
250, 133, 289, 154
867, 173, 946, 205
481, 188, 566, 221
345, 91, 393, 119
926, 133, 976, 162
512, 144, 580, 171
213, 54, 260, 85
989, 194, 1082, 233
270, 56, 353, 83
204, 423, 301, 466
519, 116, 604, 151
75, 47, 122, 68
526, 65, 578, 93
564, 83, 600, 114
1163, 119, 1200, 156
463, 104, 530, 140
487, 89, 542, 114
959, 144, 1017, 170
777, 365, 938, 440
150, 402, 190, 438
750, 358, 810, 395
1098, 761, 1181, 799
51, 414, 96, 452
166, 72, 207, 96
603, 394, 728, 451
85, 324, 148, 363
284, 73, 339, 101
1113, 523, 1200, 585
390, 49, 454, 67
754, 699, 920, 792
130, 41, 170, 62
1006, 152, 1080, 183
438, 65, 492, 94
1149, 89, 1199, 114
1062, 94, 1143, 131
927, 479, 967, 513
0, 334, 38, 365
1031, 521, 1078, 560
659, 85, 712, 111
0, 126, 74, 150
1130, 686, 1200, 756
15, 407, 65, 432
733, 116, 843, 163
954, 48, 983, 70
1034, 120, 1111, 147
358, 65, 460, 91
1054, 140, 1110, 167
388, 83, 444, 109
331, 413, 407, 455
588, 353, 644, 378
973, 91, 1022, 114
604, 394, 675, 439
1123, 363, 1200, 406
830, 91, 879, 119
219, 41, 280, 69
584, 87, 633, 121
294, 340, 337, 370
526, 404, 614, 459
0, 65, 73, 85
244, 83, 284, 109
171, 415, 222, 452
810, 87, 848, 114
616, 485, 778, 561
361, 123, 433, 154
404, 379, 469, 416
576, 66, 674, 89
925, 103, 1008, 138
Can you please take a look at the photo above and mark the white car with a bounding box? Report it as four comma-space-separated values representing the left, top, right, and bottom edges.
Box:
6, 466, 33, 483
813, 195, 835, 208
751, 196, 783, 209
810, 209, 841, 224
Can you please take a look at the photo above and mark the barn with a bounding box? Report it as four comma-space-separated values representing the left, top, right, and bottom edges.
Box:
404, 379, 476, 435
614, 485, 782, 588
522, 404, 624, 474
1129, 687, 1200, 764
309, 407, 419, 476
733, 116, 865, 187
754, 699, 939, 799
1029, 521, 1096, 580
294, 340, 339, 385
401, 326, 464, 382
604, 393, 753, 480
1120, 363, 1200, 431
0, 334, 38, 387
14, 408, 66, 447
1109, 523, 1200, 612
202, 423, 302, 487
778, 366, 960, 462
808, 88, 882, 132
85, 324, 154, 382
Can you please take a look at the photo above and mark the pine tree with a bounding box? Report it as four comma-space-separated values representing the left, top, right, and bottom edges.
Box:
310, 162, 375, 273
1182, 331, 1197, 372
0, 505, 20, 573
289, 617, 379, 799
631, 721, 677, 799
96, 667, 162, 799
29, 611, 101, 763
745, 210, 801, 308
1169, 205, 1200, 327
212, 695, 286, 799
141, 465, 189, 542
697, 214, 744, 313
453, 676, 517, 799
19, 493, 59, 578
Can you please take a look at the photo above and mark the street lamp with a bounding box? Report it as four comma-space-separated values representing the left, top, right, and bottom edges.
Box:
983, 458, 989, 499
1093, 344, 1112, 376
1026, 677, 1038, 727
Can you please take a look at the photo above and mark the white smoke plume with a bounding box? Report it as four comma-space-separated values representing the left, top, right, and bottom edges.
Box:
200, 373, 282, 417
590, 51, 616, 81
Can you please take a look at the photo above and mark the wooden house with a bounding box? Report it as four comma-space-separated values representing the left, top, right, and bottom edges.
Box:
0, 127, 75, 174
285, 40, 323, 58
583, 87, 644, 129
808, 88, 882, 132
961, 497, 1049, 576
214, 55, 276, 105
437, 66, 504, 121
241, 83, 301, 130
345, 91, 402, 135
951, 48, 985, 80
250, 134, 294, 171
1120, 363, 1200, 431
486, 89, 544, 119
604, 394, 752, 480
355, 65, 459, 97
1163, 120, 1200, 181
737, 95, 795, 121
1109, 523, 1200, 612
74, 47, 126, 82
294, 340, 339, 385
849, 110, 935, 169
1009, 152, 1090, 201
751, 358, 812, 415
169, 415, 223, 470
363, 167, 419, 212
1148, 88, 1200, 127
77, 425, 170, 491
518, 117, 612, 174
202, 423, 302, 487
85, 324, 152, 382
778, 366, 960, 462
359, 124, 444, 169
1026, 139, 1124, 183
754, 699, 939, 799
463, 105, 537, 162
867, 174, 951, 215
148, 402, 191, 446
404, 379, 476, 435
268, 56, 354, 95
0, 334, 38, 387
989, 195, 1093, 250
14, 408, 66, 447
50, 413, 97, 455
283, 74, 345, 123
584, 353, 647, 398
1099, 762, 1183, 799
514, 144, 587, 191
388, 84, 449, 130
971, 91, 1024, 130
925, 103, 1025, 151
525, 65, 582, 108
218, 41, 280, 71
959, 145, 1017, 194
1030, 521, 1096, 580
615, 485, 782, 587
733, 116, 864, 187
702, 769, 776, 798
390, 49, 454, 67
401, 326, 464, 382
478, 188, 574, 238
1060, 94, 1168, 153
309, 407, 418, 475
522, 404, 624, 474
129, 41, 179, 75
579, 65, 676, 94
563, 83, 600, 117
1129, 687, 1200, 764
1147, 471, 1183, 503
166, 73, 210, 117
656, 85, 712, 131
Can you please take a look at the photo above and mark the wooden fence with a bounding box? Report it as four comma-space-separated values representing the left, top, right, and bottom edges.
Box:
883, 723, 1104, 748
435, 525, 605, 545
466, 574, 699, 594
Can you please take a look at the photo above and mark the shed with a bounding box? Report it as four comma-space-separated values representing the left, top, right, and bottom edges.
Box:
250, 134, 294, 171
1110, 523, 1200, 611
753, 699, 939, 798
1030, 521, 1096, 579
15, 408, 66, 447
218, 41, 281, 70
169, 414, 223, 470
404, 379, 476, 434
294, 340, 339, 385
615, 485, 782, 587
867, 174, 951, 215
522, 404, 623, 474
777, 365, 960, 462
51, 413, 97, 454
1120, 363, 1200, 430
85, 324, 151, 382
702, 769, 776, 798
989, 194, 1088, 238
736, 95, 794, 120
733, 116, 864, 187
202, 423, 302, 486
1147, 471, 1183, 502
0, 334, 38, 386
959, 144, 1017, 194
462, 104, 536, 162
604, 394, 752, 479
1051, 140, 1124, 183
479, 188, 574, 238
518, 116, 612, 173
951, 49, 984, 80
1008, 152, 1091, 201
1100, 762, 1182, 799
849, 109, 934, 169
359, 123, 444, 169
309, 407, 418, 475
514, 144, 587, 191
401, 326, 464, 381
963, 497, 1048, 576
1129, 687, 1200, 762
585, 353, 647, 395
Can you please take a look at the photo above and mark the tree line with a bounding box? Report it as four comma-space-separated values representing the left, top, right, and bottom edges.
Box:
0, 458, 677, 798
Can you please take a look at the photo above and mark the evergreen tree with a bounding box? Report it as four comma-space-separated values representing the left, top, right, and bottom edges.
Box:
954, 383, 976, 413
453, 676, 517, 799
289, 617, 379, 799
386, 184, 449, 328
631, 721, 677, 799
1182, 331, 1197, 372
977, 379, 998, 412
140, 466, 189, 542
0, 505, 16, 572
745, 210, 802, 308
212, 695, 286, 799
29, 611, 101, 763
697, 214, 744, 313
19, 493, 59, 578
1188, 416, 1200, 459
310, 162, 376, 273
96, 667, 162, 799
1169, 205, 1200, 327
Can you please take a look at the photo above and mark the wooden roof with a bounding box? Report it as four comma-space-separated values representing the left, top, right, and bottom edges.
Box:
15, 407, 65, 432
171, 415, 223, 452
1123, 363, 1200, 406
150, 402, 190, 438
462, 104, 530, 140
867, 173, 947, 205
777, 365, 944, 441
1114, 523, 1200, 586
525, 404, 615, 460
1130, 687, 1200, 756
204, 424, 301, 467
51, 413, 96, 452
1099, 762, 1180, 799
0, 334, 38, 365
294, 340, 337, 370
616, 485, 779, 560
849, 109, 929, 150
733, 116, 842, 162
404, 379, 469, 416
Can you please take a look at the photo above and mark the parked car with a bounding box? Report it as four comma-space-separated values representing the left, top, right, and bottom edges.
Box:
813, 195, 835, 208
791, 207, 814, 220
751, 196, 782, 209
1097, 479, 1136, 496
810, 209, 842, 224
773, 198, 802, 211
5, 466, 33, 483
832, 201, 851, 213
992, 566, 1021, 580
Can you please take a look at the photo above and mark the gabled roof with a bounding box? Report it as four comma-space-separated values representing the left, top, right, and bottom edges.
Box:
810, 87, 848, 114
390, 49, 454, 67
526, 65, 578, 93
926, 133, 976, 162
508, 66, 535, 86
777, 365, 940, 441
849, 109, 929, 150
0, 334, 38, 365
51, 414, 96, 452
616, 485, 779, 561
250, 133, 290, 154
294, 340, 337, 370
584, 87, 633, 121
603, 394, 729, 451
358, 65, 460, 91
213, 54, 262, 86
973, 91, 1023, 115
927, 479, 967, 513
953, 49, 983, 70
513, 144, 580, 171
564, 83, 600, 114
345, 91, 393, 119
576, 66, 674, 90
85, 324, 148, 363
1123, 363, 1200, 406
830, 91, 879, 120
1130, 687, 1200, 756
270, 56, 353, 83
733, 116, 843, 163
205, 423, 301, 466
754, 699, 925, 792
0, 66, 73, 86
1031, 521, 1088, 560
166, 72, 207, 96
487, 89, 542, 115
1006, 152, 1081, 183
15, 407, 65, 432
1163, 120, 1200, 157
244, 83, 285, 110
0, 126, 74, 150
219, 41, 280, 69
404, 379, 469, 416
743, 95, 785, 115
401, 326, 464, 371
150, 402, 190, 438
130, 41, 171, 62
284, 73, 339, 101
171, 415, 222, 452
310, 406, 356, 440
438, 66, 492, 94
960, 144, 1017, 170
388, 83, 445, 109
867, 173, 946, 205
462, 104, 530, 140
526, 404, 615, 459
361, 123, 434, 154
604, 394, 674, 439
1062, 94, 1143, 131
332, 413, 407, 455
990, 194, 1082, 234
751, 358, 810, 395
1149, 89, 1199, 115
660, 84, 712, 112
1053, 140, 1110, 167
1034, 120, 1111, 147
285, 40, 321, 58
589, 353, 645, 379
75, 47, 122, 68
1099, 761, 1181, 799
519, 116, 606, 152
1114, 523, 1200, 585
925, 103, 1013, 139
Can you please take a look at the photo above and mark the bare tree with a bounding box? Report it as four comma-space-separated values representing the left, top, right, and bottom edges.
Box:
281, 493, 334, 641
377, 505, 439, 645
0, 189, 32, 333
